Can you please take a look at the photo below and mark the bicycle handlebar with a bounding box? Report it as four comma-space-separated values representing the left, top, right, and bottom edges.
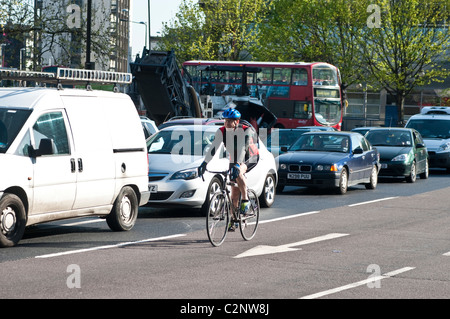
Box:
200, 167, 230, 182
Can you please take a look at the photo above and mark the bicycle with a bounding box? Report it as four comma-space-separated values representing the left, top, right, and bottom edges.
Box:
203, 168, 260, 247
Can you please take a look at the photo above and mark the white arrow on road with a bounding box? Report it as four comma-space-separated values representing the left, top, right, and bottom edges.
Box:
234, 233, 349, 258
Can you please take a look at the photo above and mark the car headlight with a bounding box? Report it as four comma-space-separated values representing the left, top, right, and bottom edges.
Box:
391, 153, 409, 162
437, 142, 450, 152
170, 168, 198, 180
315, 164, 338, 171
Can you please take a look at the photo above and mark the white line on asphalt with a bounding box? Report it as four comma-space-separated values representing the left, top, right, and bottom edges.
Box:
234, 233, 349, 258
299, 267, 415, 299
444, 252, 450, 256
348, 197, 398, 207
34, 234, 186, 259
259, 211, 320, 224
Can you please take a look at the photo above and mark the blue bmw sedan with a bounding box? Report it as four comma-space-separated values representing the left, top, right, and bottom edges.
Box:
276, 132, 380, 194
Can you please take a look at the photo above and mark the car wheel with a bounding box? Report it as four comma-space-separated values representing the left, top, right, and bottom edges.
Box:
406, 161, 417, 183
337, 168, 348, 194
419, 160, 429, 179
201, 176, 222, 216
259, 174, 276, 208
106, 186, 138, 231
0, 193, 27, 247
365, 165, 378, 189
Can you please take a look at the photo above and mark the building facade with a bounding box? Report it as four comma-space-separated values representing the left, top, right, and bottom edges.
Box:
38, 0, 130, 72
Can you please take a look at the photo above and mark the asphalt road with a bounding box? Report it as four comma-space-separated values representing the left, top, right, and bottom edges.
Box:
0, 169, 449, 305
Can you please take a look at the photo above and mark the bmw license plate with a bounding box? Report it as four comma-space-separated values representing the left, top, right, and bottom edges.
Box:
287, 173, 311, 180
148, 185, 158, 193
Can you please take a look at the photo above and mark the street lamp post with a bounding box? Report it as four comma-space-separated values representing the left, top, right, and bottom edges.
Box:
148, 0, 151, 50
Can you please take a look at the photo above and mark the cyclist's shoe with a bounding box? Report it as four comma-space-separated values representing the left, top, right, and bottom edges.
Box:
228, 222, 237, 232
240, 201, 250, 215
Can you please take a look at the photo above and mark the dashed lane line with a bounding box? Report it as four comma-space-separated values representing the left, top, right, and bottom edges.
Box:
34, 234, 186, 259
299, 267, 416, 299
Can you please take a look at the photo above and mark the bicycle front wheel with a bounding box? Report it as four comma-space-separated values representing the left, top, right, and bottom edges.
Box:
239, 189, 259, 241
206, 191, 230, 247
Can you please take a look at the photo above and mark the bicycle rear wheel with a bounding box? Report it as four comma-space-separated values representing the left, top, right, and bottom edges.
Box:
206, 191, 230, 247
239, 189, 259, 241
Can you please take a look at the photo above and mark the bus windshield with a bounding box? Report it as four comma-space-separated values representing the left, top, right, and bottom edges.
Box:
314, 99, 342, 125
0, 108, 32, 153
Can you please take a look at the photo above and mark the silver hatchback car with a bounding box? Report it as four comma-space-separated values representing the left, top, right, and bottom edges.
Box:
146, 125, 278, 214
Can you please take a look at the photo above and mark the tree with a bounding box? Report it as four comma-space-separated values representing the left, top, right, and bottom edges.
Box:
0, 0, 114, 70
157, 0, 270, 64
252, 0, 369, 99
361, 0, 450, 124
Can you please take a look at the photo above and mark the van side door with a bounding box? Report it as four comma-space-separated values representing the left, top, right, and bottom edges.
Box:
62, 96, 115, 209
29, 111, 77, 214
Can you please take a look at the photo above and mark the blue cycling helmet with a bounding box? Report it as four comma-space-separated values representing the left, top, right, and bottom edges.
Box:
222, 108, 241, 119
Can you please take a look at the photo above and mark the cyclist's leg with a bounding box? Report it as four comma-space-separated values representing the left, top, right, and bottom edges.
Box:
236, 163, 248, 201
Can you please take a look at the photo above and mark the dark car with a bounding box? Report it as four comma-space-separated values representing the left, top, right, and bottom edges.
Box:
365, 128, 428, 182
267, 127, 320, 156
276, 132, 380, 194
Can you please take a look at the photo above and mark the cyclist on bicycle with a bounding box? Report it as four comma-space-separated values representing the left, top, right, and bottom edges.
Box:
198, 108, 259, 216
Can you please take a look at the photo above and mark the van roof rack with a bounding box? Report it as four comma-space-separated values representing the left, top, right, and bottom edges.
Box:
0, 67, 132, 91
420, 106, 450, 115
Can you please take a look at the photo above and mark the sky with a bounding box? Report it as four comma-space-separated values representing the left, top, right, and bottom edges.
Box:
130, 0, 183, 58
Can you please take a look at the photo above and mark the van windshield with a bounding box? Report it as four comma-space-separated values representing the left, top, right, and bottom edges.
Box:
406, 119, 450, 139
0, 108, 32, 153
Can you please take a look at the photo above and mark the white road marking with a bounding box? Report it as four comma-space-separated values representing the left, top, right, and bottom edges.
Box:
258, 211, 320, 224
300, 267, 415, 299
234, 233, 349, 258
443, 252, 450, 256
348, 197, 398, 207
35, 234, 186, 259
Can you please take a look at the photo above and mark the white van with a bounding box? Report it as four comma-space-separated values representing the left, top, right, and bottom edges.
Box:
405, 107, 450, 172
0, 84, 150, 247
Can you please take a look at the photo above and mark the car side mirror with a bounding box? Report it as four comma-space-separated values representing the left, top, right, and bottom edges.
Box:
31, 138, 55, 157
416, 143, 425, 148
353, 147, 363, 154
281, 146, 288, 152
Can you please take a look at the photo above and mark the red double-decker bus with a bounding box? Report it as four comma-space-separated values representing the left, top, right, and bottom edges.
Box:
183, 60, 343, 130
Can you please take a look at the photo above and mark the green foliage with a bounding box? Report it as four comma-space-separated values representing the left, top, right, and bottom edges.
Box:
157, 0, 270, 64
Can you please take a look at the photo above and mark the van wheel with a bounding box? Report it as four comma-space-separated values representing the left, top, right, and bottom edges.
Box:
0, 194, 26, 248
260, 174, 276, 207
107, 186, 138, 231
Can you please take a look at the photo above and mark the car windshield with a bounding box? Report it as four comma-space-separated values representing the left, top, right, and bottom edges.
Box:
0, 108, 32, 153
406, 119, 450, 139
366, 130, 412, 146
290, 133, 350, 153
147, 129, 217, 156
267, 130, 309, 147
